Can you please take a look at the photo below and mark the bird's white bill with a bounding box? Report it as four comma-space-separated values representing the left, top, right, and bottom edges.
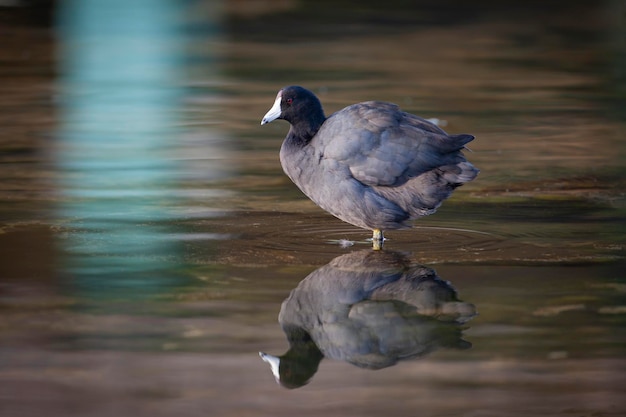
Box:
259, 352, 281, 382
261, 91, 282, 125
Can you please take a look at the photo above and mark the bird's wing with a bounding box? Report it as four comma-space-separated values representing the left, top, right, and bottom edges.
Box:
318, 102, 474, 187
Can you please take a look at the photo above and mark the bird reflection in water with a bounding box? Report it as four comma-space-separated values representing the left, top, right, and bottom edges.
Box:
260, 250, 476, 389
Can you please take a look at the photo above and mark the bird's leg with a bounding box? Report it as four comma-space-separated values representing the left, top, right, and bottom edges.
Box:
372, 229, 384, 250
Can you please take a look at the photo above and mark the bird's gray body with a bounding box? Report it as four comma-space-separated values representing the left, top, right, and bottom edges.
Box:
279, 100, 478, 231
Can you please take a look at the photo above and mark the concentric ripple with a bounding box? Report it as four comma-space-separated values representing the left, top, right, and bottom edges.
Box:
200, 210, 587, 266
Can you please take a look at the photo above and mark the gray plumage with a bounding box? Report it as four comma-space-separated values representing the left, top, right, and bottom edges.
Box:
262, 86, 479, 237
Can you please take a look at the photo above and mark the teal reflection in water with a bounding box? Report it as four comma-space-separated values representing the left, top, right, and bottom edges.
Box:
55, 0, 221, 299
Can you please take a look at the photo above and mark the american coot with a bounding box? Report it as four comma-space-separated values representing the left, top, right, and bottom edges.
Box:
261, 86, 479, 247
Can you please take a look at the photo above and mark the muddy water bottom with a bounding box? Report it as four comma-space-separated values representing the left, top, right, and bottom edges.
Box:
0, 109, 625, 412
0, 213, 624, 417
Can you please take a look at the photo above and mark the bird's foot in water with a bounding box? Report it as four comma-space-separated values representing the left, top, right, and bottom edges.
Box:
370, 229, 385, 250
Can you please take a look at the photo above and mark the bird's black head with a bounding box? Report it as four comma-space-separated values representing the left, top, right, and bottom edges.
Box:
261, 86, 326, 140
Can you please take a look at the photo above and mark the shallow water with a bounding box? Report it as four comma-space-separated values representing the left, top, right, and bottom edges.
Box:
0, 1, 625, 416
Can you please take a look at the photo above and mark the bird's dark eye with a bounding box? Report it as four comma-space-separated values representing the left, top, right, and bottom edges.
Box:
286, 98, 293, 105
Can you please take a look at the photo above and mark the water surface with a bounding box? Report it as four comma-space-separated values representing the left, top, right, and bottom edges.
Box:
0, 1, 624, 416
